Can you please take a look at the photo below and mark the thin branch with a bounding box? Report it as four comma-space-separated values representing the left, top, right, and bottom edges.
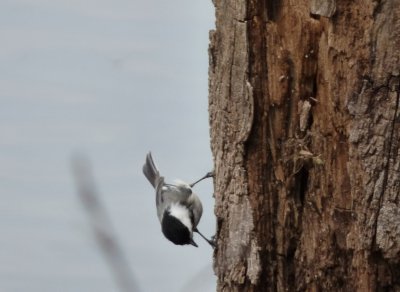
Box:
71, 155, 140, 292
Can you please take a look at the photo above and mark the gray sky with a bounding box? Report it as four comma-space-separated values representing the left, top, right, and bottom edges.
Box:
0, 1, 215, 291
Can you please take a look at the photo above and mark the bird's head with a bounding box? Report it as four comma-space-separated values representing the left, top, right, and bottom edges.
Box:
161, 204, 197, 247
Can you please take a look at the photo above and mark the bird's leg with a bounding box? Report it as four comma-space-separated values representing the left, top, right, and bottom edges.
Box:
190, 171, 215, 188
194, 228, 216, 248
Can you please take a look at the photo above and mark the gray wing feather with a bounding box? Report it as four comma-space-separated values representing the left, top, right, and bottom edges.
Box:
189, 193, 203, 228
142, 152, 161, 188
143, 152, 165, 221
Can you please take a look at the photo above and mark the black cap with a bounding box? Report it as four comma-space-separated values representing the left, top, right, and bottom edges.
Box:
161, 210, 196, 246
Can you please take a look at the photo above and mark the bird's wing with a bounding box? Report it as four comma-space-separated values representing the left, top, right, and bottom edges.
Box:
187, 193, 203, 228
143, 152, 162, 188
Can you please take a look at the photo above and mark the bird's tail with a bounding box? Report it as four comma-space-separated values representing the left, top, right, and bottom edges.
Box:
142, 152, 161, 188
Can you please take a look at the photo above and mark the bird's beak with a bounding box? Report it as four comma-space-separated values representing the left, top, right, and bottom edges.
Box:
190, 239, 198, 247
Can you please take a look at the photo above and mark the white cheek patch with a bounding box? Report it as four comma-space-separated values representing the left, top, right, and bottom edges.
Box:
169, 203, 192, 231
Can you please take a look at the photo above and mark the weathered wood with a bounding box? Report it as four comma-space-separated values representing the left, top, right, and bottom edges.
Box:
209, 0, 400, 291
310, 0, 336, 17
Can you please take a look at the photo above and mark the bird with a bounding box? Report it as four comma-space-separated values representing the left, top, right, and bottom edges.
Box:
142, 152, 215, 248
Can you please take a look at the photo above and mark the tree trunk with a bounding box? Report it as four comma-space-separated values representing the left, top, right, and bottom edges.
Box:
208, 0, 400, 291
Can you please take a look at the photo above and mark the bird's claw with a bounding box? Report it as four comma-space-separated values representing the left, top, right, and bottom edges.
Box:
206, 171, 215, 178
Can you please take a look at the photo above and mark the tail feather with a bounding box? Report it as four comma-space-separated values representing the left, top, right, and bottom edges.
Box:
142, 152, 160, 188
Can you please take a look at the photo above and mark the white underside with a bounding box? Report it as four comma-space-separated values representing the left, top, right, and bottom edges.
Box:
169, 203, 192, 231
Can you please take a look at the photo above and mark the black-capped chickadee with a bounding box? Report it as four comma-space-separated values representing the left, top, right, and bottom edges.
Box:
142, 152, 215, 248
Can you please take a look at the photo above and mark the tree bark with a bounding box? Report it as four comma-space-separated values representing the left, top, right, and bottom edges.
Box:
209, 0, 400, 291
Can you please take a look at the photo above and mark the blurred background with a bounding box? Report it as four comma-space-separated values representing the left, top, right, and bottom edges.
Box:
0, 0, 215, 291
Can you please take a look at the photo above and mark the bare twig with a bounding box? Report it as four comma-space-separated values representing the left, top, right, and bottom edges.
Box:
71, 155, 140, 292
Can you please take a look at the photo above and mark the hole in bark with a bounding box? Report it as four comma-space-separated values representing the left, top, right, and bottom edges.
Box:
286, 237, 297, 286
296, 167, 309, 205
310, 13, 321, 20
265, 0, 282, 21
308, 108, 314, 129
312, 76, 318, 99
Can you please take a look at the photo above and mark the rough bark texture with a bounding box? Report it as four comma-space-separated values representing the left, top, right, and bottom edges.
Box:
209, 0, 400, 291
